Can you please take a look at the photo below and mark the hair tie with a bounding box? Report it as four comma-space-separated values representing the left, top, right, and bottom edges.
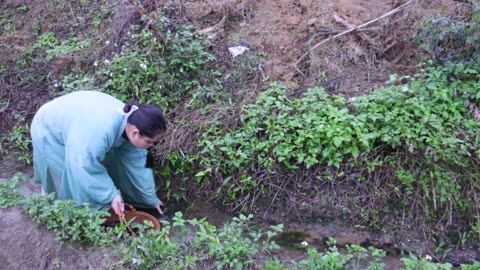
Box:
125, 105, 138, 118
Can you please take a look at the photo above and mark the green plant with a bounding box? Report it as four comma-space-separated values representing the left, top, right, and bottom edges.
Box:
122, 212, 282, 269
2, 116, 32, 164
195, 84, 374, 204
263, 258, 290, 270
0, 10, 15, 34
123, 220, 186, 269
401, 254, 453, 270
53, 257, 62, 268
292, 246, 352, 270
192, 213, 282, 270
60, 74, 98, 93
32, 20, 41, 34
16, 4, 28, 13
368, 247, 387, 270
0, 176, 24, 208
33, 32, 57, 49
0, 64, 8, 75
291, 241, 386, 270
347, 244, 369, 270
414, 4, 480, 65
31, 32, 90, 59
198, 84, 370, 175
97, 14, 219, 110
46, 38, 91, 59
194, 57, 480, 237
472, 221, 480, 239
158, 150, 192, 201
461, 262, 480, 270
22, 194, 112, 245
434, 239, 453, 260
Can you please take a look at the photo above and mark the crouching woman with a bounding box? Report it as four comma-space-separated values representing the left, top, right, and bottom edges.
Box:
31, 90, 166, 217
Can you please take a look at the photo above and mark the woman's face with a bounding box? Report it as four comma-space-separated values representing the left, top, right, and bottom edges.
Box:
126, 124, 162, 149
131, 133, 162, 148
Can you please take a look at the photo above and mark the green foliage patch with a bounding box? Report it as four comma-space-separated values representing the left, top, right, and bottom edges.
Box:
23, 193, 112, 245
97, 15, 219, 110
32, 32, 91, 59
193, 60, 480, 230
1, 114, 32, 164
123, 213, 282, 270
0, 177, 24, 208
415, 4, 480, 65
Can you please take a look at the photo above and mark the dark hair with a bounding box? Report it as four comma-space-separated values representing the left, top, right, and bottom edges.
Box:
123, 100, 167, 138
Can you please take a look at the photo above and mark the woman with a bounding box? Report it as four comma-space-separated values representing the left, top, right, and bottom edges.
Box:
31, 90, 167, 217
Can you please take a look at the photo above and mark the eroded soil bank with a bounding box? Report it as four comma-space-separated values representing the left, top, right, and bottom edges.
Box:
0, 178, 121, 270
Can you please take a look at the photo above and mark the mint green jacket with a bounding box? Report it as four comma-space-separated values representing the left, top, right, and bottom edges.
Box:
31, 91, 160, 210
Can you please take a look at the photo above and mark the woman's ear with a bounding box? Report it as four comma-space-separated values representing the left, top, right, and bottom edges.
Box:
132, 127, 140, 137
125, 123, 141, 139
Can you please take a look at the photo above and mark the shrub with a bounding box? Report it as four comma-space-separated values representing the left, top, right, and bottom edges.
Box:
415, 4, 480, 65
97, 15, 219, 110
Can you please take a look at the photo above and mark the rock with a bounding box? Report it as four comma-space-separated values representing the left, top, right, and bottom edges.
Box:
334, 233, 368, 246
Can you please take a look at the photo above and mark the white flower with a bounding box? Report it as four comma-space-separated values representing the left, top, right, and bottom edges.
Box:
53, 82, 59, 88
93, 61, 98, 67
425, 255, 432, 261
109, 72, 113, 77
301, 241, 308, 246
140, 63, 147, 70
104, 59, 110, 65
105, 40, 110, 45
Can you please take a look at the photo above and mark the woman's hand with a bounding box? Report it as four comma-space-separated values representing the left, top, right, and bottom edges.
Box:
156, 201, 164, 215
111, 195, 125, 217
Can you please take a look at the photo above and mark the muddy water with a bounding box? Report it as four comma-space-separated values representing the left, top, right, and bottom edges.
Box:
270, 229, 405, 269
170, 199, 407, 269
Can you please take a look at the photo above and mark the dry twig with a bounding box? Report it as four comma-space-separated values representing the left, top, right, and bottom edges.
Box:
294, 0, 415, 70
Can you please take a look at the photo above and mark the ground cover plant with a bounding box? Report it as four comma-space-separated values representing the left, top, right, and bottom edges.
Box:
190, 61, 480, 234
3, 177, 477, 269
96, 14, 219, 110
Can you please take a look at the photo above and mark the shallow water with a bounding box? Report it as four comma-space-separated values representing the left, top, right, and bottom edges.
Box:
170, 198, 407, 269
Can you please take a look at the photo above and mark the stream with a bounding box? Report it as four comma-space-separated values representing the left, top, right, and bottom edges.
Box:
2, 174, 473, 269
162, 198, 409, 269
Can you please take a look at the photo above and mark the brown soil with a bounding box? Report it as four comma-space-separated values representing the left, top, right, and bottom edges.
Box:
182, 0, 458, 95
0, 179, 123, 270
0, 207, 121, 270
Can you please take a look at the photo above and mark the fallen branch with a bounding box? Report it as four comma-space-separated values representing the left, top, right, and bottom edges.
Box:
196, 16, 227, 39
294, 0, 414, 68
333, 13, 379, 48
